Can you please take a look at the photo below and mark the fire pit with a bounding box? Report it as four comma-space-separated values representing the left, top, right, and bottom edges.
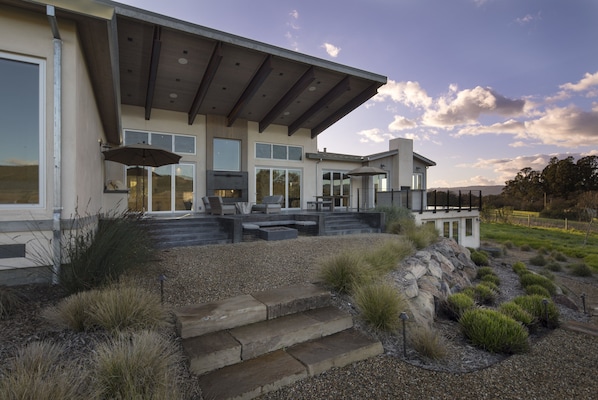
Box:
258, 226, 298, 241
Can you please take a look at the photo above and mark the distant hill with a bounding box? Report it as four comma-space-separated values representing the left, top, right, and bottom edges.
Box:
430, 185, 504, 196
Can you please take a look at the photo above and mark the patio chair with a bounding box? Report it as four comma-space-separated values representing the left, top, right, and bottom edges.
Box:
202, 196, 212, 214
207, 196, 236, 215
251, 195, 283, 214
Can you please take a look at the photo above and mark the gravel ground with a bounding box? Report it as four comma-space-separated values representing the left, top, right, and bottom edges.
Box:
2, 234, 598, 400
124, 234, 598, 400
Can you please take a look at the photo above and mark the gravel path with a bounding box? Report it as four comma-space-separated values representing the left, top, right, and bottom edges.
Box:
124, 234, 598, 400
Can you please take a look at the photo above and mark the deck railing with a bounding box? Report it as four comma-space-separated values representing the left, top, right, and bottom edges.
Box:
373, 189, 483, 213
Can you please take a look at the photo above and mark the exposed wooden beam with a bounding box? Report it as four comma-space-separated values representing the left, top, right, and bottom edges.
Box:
188, 42, 222, 125
227, 55, 273, 127
144, 26, 161, 120
258, 66, 315, 133
311, 83, 379, 138
288, 76, 350, 136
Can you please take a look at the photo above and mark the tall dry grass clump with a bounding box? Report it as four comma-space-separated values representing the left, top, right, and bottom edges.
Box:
0, 341, 86, 400
91, 330, 183, 400
409, 326, 449, 360
354, 283, 408, 332
364, 238, 415, 274
45, 284, 167, 333
0, 286, 24, 320
318, 252, 374, 294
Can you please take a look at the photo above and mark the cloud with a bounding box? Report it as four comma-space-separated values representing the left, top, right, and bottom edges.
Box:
321, 42, 341, 58
388, 115, 416, 132
515, 12, 541, 26
376, 80, 432, 108
524, 106, 598, 147
455, 119, 525, 137
560, 71, 598, 94
422, 86, 526, 127
285, 9, 300, 51
356, 128, 394, 144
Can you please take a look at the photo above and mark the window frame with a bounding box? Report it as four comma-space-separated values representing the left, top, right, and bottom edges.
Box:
0, 53, 45, 208
255, 142, 302, 162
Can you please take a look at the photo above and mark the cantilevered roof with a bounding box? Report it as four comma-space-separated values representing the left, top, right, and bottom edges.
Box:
4, 1, 386, 144
306, 149, 436, 167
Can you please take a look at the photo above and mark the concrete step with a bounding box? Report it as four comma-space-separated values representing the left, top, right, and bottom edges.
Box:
197, 329, 383, 400
174, 283, 331, 339
183, 306, 352, 375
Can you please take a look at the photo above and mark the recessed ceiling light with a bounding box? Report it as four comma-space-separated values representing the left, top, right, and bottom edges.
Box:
308, 86, 316, 92
178, 57, 188, 65
169, 93, 178, 99
283, 111, 290, 116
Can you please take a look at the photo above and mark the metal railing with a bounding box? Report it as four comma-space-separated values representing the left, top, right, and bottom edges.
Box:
373, 188, 483, 213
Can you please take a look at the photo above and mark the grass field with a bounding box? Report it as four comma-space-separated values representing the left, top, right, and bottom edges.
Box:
481, 222, 598, 270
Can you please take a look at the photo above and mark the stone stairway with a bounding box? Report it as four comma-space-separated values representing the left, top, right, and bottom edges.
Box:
142, 216, 230, 248
323, 213, 381, 236
174, 284, 383, 400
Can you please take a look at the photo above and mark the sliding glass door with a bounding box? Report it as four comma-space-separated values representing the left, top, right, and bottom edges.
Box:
255, 168, 302, 209
127, 163, 194, 212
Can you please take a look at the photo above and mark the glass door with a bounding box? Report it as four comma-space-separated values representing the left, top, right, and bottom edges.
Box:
127, 163, 195, 212
255, 168, 302, 209
322, 170, 350, 209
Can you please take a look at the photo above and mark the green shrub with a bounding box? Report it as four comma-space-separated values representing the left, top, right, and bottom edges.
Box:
528, 254, 547, 266
476, 267, 495, 279
472, 284, 497, 305
524, 284, 551, 297
374, 205, 415, 233
569, 263, 593, 277
513, 295, 559, 328
538, 270, 555, 281
0, 341, 85, 400
519, 273, 557, 296
354, 283, 407, 332
459, 308, 529, 354
499, 302, 535, 327
59, 212, 155, 294
470, 251, 489, 266
0, 286, 24, 320
481, 274, 501, 286
551, 251, 568, 262
520, 244, 532, 251
91, 331, 182, 399
319, 252, 373, 294
512, 261, 527, 275
46, 285, 167, 332
478, 280, 499, 293
446, 292, 475, 320
544, 261, 562, 272
504, 241, 514, 249
409, 326, 448, 360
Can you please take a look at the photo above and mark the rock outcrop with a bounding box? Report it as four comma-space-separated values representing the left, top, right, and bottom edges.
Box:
392, 238, 478, 327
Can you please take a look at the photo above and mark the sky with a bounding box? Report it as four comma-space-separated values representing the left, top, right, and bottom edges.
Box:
118, 0, 598, 188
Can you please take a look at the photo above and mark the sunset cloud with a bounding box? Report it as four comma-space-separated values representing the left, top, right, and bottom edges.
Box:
321, 42, 341, 58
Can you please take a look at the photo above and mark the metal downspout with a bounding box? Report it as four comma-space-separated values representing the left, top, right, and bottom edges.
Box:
47, 6, 62, 284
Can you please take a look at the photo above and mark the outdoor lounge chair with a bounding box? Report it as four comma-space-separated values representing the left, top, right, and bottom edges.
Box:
251, 195, 283, 214
202, 196, 212, 214
207, 196, 236, 215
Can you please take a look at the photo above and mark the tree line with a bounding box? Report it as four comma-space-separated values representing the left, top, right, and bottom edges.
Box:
485, 155, 598, 220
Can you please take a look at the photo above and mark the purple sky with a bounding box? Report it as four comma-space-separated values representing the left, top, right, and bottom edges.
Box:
118, 0, 598, 187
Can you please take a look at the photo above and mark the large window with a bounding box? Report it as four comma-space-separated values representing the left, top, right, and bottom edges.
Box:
255, 143, 302, 161
214, 138, 241, 171
0, 54, 44, 206
412, 173, 423, 190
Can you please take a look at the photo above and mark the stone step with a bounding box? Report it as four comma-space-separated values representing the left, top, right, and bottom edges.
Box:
174, 283, 331, 339
197, 328, 383, 400
183, 306, 353, 375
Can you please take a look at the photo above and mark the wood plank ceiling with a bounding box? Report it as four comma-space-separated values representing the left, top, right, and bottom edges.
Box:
116, 15, 386, 139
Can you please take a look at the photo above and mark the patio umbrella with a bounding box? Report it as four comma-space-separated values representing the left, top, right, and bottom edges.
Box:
347, 166, 387, 176
103, 143, 182, 211
347, 166, 387, 210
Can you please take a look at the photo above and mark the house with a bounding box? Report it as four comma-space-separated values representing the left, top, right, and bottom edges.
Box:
0, 0, 479, 284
